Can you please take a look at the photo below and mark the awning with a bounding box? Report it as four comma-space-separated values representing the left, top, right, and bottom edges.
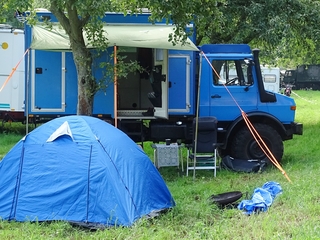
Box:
31, 24, 199, 51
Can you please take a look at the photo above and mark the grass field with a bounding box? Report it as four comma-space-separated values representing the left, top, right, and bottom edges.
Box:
1, 90, 320, 239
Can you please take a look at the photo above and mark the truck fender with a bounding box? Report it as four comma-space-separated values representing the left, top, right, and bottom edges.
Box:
221, 112, 288, 149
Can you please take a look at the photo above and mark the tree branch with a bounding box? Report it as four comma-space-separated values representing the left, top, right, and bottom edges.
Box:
49, 0, 71, 34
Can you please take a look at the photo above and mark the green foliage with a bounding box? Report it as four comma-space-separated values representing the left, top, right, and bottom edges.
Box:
4, 0, 320, 69
0, 9, 23, 28
145, 0, 320, 68
33, 0, 50, 9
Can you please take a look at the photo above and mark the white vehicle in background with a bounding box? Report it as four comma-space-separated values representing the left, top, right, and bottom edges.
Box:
0, 24, 25, 123
261, 66, 280, 93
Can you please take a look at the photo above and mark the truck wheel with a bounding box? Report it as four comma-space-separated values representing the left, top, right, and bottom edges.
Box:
230, 123, 283, 163
217, 147, 227, 158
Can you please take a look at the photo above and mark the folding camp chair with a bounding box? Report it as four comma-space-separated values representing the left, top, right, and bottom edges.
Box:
186, 117, 218, 177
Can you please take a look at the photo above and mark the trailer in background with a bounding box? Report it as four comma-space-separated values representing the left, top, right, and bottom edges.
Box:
0, 24, 25, 123
261, 66, 280, 93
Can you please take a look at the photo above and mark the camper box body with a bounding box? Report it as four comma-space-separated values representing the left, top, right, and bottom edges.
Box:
0, 25, 25, 122
24, 11, 196, 121
24, 11, 302, 162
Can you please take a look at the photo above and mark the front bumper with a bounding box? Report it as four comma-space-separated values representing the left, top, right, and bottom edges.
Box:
292, 122, 303, 135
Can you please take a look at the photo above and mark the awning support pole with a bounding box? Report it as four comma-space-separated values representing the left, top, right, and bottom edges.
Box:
114, 45, 118, 128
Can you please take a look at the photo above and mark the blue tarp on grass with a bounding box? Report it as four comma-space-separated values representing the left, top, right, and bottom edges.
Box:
237, 181, 282, 215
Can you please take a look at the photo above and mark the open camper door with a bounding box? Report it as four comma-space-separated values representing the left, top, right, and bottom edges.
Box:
153, 49, 168, 119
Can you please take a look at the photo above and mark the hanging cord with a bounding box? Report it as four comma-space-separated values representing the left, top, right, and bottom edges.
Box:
241, 110, 291, 182
291, 90, 316, 104
202, 52, 291, 182
0, 48, 30, 92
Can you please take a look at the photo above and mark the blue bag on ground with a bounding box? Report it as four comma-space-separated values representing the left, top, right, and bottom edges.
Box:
237, 181, 282, 214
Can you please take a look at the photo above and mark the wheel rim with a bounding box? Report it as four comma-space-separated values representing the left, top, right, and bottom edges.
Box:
248, 139, 270, 159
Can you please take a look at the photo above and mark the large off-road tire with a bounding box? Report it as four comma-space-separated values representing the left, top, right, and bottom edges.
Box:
229, 123, 284, 163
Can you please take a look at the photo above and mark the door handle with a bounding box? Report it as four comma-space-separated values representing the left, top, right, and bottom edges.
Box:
211, 94, 221, 98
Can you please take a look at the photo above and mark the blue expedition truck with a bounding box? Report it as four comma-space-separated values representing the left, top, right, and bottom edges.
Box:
24, 10, 302, 162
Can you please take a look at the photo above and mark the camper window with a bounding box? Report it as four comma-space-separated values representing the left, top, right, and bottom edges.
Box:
264, 74, 276, 83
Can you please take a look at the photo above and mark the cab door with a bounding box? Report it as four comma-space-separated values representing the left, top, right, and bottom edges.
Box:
200, 59, 258, 120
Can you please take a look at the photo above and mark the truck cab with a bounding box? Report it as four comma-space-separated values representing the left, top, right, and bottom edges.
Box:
192, 44, 302, 161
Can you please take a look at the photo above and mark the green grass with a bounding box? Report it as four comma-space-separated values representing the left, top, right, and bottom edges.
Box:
1, 90, 320, 239
0, 134, 23, 159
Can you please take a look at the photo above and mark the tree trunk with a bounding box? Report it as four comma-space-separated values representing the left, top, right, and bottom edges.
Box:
49, 5, 96, 116
72, 46, 94, 115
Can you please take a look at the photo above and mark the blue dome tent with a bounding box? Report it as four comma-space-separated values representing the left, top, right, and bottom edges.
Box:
0, 116, 175, 227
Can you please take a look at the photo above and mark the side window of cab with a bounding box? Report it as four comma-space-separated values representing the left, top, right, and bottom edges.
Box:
212, 60, 253, 86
